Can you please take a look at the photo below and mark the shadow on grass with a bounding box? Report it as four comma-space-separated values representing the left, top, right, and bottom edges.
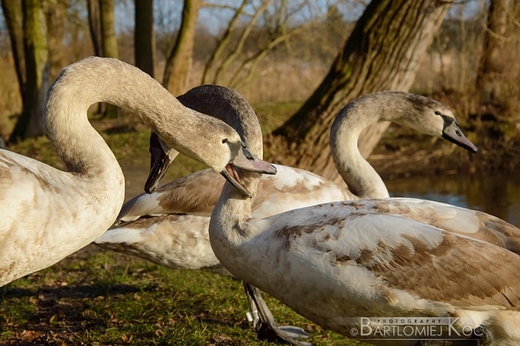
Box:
1, 282, 142, 300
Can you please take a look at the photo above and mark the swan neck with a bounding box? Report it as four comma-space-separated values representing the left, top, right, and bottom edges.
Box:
330, 95, 396, 199
45, 58, 186, 176
210, 173, 260, 248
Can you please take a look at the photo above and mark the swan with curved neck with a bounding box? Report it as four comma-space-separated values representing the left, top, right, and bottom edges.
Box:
208, 94, 520, 344
96, 85, 344, 345
147, 92, 476, 201
0, 57, 273, 287
330, 91, 477, 199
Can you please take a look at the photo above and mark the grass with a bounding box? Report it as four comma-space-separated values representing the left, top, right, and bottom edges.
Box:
0, 246, 361, 345
1, 102, 364, 345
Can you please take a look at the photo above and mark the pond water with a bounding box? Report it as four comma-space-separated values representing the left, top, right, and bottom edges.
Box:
386, 172, 520, 227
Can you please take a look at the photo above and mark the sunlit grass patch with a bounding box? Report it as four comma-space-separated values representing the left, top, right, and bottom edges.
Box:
0, 246, 362, 345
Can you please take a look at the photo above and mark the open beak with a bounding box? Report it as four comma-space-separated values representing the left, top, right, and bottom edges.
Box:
145, 132, 178, 193
220, 147, 277, 198
442, 120, 478, 153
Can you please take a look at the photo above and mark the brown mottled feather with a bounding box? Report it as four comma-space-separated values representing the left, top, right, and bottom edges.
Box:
156, 169, 224, 215
370, 232, 520, 306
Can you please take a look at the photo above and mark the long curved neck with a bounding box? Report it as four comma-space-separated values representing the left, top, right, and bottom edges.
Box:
330, 92, 409, 199
45, 57, 213, 177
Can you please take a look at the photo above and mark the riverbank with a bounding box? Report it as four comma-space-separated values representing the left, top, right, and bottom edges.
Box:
371, 116, 520, 179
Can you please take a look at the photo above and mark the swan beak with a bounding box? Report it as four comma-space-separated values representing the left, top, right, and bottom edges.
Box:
145, 132, 178, 193
232, 147, 277, 175
442, 120, 478, 153
221, 147, 277, 197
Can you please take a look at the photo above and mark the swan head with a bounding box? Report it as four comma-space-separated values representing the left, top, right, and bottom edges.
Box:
145, 132, 276, 197
146, 85, 275, 197
396, 93, 478, 153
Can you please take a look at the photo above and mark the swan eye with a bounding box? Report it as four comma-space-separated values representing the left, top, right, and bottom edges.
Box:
434, 111, 441, 116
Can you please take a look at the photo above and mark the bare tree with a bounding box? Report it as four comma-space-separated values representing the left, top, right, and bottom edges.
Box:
201, 0, 248, 85
162, 0, 201, 95
1, 0, 26, 103
42, 0, 67, 80
100, 0, 118, 59
272, 0, 452, 184
135, 0, 155, 77
226, 1, 322, 89
100, 0, 119, 118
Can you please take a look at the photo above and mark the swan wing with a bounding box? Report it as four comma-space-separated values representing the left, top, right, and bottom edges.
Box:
96, 214, 220, 270
253, 165, 350, 218
346, 198, 520, 254
240, 204, 520, 315
117, 168, 224, 222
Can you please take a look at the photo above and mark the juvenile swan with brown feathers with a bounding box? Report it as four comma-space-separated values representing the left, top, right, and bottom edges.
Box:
209, 93, 520, 345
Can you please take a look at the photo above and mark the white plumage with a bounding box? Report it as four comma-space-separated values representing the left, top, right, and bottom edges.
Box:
0, 57, 258, 287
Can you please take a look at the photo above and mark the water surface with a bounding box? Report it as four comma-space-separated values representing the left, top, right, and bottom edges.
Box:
386, 173, 520, 227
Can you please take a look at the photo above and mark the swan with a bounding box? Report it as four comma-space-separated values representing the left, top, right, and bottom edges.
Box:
96, 84, 347, 345
209, 99, 520, 345
96, 89, 481, 344
0, 57, 273, 287
330, 91, 477, 198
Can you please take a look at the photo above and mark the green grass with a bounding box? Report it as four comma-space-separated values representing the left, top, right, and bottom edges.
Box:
253, 101, 302, 135
1, 102, 364, 345
0, 247, 361, 345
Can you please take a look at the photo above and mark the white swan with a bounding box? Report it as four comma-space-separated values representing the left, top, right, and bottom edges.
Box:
0, 57, 273, 287
209, 98, 520, 345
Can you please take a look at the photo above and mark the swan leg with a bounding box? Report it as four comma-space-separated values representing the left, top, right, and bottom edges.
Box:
243, 282, 312, 346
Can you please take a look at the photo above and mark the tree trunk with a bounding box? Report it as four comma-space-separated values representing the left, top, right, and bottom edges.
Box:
9, 0, 50, 142
135, 0, 155, 77
1, 0, 26, 103
99, 0, 119, 118
476, 0, 515, 109
87, 0, 104, 115
100, 0, 118, 58
272, 0, 451, 185
42, 0, 67, 81
162, 0, 201, 95
87, 0, 103, 56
